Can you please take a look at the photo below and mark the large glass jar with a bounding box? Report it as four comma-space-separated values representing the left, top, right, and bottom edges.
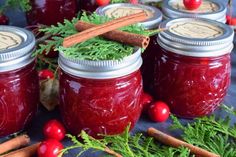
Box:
154, 18, 234, 118
58, 48, 143, 137
0, 26, 39, 137
96, 3, 162, 93
26, 0, 78, 25
162, 0, 226, 23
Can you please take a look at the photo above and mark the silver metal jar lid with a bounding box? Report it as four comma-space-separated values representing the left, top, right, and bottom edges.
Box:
157, 18, 234, 57
162, 0, 226, 23
96, 3, 162, 30
58, 48, 142, 79
0, 26, 35, 72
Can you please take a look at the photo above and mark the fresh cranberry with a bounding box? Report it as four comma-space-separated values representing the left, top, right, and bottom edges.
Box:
183, 0, 202, 10
226, 15, 236, 26
37, 139, 64, 157
148, 101, 170, 122
38, 69, 54, 80
129, 0, 138, 4
43, 119, 66, 141
96, 0, 110, 6
141, 92, 153, 113
0, 14, 9, 25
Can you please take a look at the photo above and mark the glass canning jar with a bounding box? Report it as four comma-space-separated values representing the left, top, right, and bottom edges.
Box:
0, 26, 39, 137
162, 0, 227, 23
58, 48, 143, 138
26, 0, 78, 25
154, 18, 234, 118
96, 3, 163, 93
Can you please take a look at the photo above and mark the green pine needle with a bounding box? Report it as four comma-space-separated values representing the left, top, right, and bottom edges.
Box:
60, 106, 236, 157
59, 124, 191, 157
0, 0, 31, 13
110, 0, 129, 3
35, 12, 158, 61
170, 107, 236, 157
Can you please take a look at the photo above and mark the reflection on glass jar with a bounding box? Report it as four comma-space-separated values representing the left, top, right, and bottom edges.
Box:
0, 26, 39, 137
58, 48, 143, 138
154, 18, 234, 118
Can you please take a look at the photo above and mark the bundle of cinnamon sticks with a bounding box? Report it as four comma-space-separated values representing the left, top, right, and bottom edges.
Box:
0, 135, 39, 157
63, 11, 151, 49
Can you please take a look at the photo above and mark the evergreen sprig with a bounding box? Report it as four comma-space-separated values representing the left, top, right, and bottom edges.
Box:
60, 106, 236, 157
110, 0, 129, 3
35, 12, 157, 61
0, 0, 31, 13
59, 125, 191, 157
170, 106, 236, 157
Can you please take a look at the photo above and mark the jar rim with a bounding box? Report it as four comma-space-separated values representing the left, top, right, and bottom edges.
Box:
58, 48, 142, 79
95, 3, 162, 30
162, 0, 226, 23
0, 26, 35, 72
157, 18, 234, 57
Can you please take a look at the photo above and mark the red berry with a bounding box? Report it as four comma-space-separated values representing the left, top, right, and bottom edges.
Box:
38, 69, 54, 80
226, 15, 236, 26
0, 14, 9, 25
129, 0, 138, 4
141, 92, 153, 113
37, 139, 64, 157
183, 0, 202, 10
43, 119, 66, 141
96, 0, 110, 6
148, 101, 170, 122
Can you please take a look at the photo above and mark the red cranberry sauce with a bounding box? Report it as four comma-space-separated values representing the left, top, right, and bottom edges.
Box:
59, 70, 143, 137
27, 0, 78, 25
78, 0, 98, 12
0, 62, 39, 137
141, 35, 158, 94
153, 47, 231, 118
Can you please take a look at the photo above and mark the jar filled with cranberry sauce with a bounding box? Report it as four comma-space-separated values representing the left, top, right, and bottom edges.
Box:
96, 3, 163, 93
26, 0, 78, 25
58, 48, 143, 138
0, 26, 39, 137
162, 0, 226, 23
154, 18, 234, 118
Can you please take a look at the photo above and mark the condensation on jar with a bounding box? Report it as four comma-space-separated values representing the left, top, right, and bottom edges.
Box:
58, 48, 143, 138
162, 0, 227, 23
154, 18, 234, 118
0, 26, 39, 137
96, 3, 163, 93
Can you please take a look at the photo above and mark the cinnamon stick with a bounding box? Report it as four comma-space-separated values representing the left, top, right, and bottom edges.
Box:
75, 21, 150, 49
0, 135, 30, 155
147, 127, 220, 157
63, 11, 150, 48
1, 142, 40, 157
104, 147, 123, 157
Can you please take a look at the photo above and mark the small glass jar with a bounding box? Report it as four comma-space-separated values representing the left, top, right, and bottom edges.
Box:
0, 26, 39, 137
26, 0, 78, 25
162, 0, 227, 23
96, 3, 162, 93
58, 48, 143, 137
154, 18, 234, 118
